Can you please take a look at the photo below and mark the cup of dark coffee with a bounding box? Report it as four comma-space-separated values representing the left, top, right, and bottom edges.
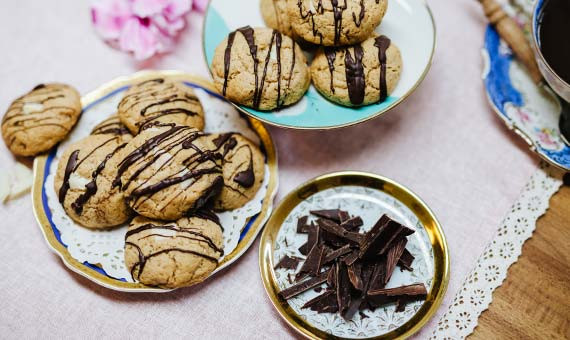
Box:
532, 0, 570, 143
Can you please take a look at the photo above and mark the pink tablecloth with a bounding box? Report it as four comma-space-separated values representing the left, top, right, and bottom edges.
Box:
0, 0, 538, 338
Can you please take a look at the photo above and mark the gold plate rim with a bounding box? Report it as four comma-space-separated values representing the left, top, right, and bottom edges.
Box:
258, 171, 449, 339
31, 70, 280, 293
201, 0, 437, 131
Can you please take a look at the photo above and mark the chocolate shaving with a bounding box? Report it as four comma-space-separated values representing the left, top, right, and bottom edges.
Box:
385, 237, 407, 284
340, 216, 363, 231
336, 262, 351, 315
317, 218, 363, 245
347, 262, 363, 291
278, 271, 329, 300
310, 209, 344, 223
359, 215, 414, 259
368, 283, 428, 297
338, 210, 350, 223
274, 255, 302, 271
397, 249, 415, 271
323, 244, 352, 264
296, 244, 325, 281
296, 216, 310, 233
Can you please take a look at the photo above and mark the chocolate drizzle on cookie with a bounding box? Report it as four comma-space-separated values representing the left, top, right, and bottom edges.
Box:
118, 79, 201, 132
324, 48, 337, 94
125, 220, 223, 280
70, 142, 128, 215
58, 136, 120, 205
297, 0, 325, 44
374, 35, 391, 102
222, 26, 289, 109
91, 116, 131, 136
344, 45, 365, 105
113, 123, 221, 213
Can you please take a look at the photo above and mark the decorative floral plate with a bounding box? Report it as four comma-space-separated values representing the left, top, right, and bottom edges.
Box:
481, 0, 570, 170
32, 71, 279, 293
259, 171, 449, 339
203, 0, 435, 130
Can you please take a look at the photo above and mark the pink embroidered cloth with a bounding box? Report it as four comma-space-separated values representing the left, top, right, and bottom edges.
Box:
0, 0, 537, 337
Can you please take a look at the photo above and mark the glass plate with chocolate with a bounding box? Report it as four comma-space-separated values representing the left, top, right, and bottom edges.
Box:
259, 172, 449, 339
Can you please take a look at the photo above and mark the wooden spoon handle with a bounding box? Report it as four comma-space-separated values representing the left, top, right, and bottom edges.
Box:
479, 0, 543, 84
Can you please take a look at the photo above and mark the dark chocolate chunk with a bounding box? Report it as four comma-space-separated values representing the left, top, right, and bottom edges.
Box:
296, 244, 325, 281
340, 216, 363, 231
298, 223, 320, 255
343, 250, 359, 266
296, 216, 310, 233
342, 295, 363, 320
303, 290, 339, 313
336, 262, 351, 315
310, 209, 343, 223
278, 270, 329, 300
347, 262, 363, 291
323, 244, 352, 265
327, 262, 337, 288
368, 258, 387, 292
385, 237, 407, 284
317, 218, 363, 245
397, 248, 415, 271
359, 311, 369, 319
359, 215, 414, 259
274, 255, 302, 271
368, 283, 428, 298
338, 210, 350, 223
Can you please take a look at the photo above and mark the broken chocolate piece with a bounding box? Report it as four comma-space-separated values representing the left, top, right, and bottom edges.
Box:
343, 250, 359, 266
338, 210, 350, 223
317, 218, 363, 245
368, 258, 387, 292
398, 249, 415, 271
385, 237, 407, 284
274, 255, 302, 271
359, 215, 414, 259
340, 216, 363, 231
296, 216, 310, 233
323, 244, 352, 265
327, 262, 337, 288
296, 244, 325, 281
304, 290, 339, 313
278, 270, 329, 300
298, 223, 320, 255
336, 262, 352, 315
347, 262, 363, 291
368, 283, 428, 298
310, 209, 343, 223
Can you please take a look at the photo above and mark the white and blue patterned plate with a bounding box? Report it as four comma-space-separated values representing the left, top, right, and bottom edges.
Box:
203, 0, 435, 129
32, 71, 279, 292
482, 22, 570, 170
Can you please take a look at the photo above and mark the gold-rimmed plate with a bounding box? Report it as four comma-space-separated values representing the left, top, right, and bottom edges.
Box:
259, 171, 449, 339
32, 71, 279, 292
202, 0, 436, 130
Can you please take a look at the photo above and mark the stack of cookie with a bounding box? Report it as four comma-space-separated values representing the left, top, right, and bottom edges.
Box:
45, 78, 264, 288
211, 0, 402, 109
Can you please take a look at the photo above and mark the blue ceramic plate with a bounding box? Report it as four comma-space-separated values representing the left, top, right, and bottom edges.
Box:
203, 0, 435, 129
482, 22, 570, 170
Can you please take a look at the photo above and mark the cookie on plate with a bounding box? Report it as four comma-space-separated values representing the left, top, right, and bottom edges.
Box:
111, 123, 223, 221
2, 83, 81, 157
124, 213, 224, 288
261, 0, 295, 37
54, 134, 133, 228
206, 133, 265, 211
117, 78, 205, 134
91, 114, 131, 137
288, 0, 388, 46
211, 26, 310, 111
311, 35, 402, 107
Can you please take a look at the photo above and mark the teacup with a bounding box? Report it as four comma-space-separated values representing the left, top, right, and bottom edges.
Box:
532, 0, 570, 143
531, 0, 570, 102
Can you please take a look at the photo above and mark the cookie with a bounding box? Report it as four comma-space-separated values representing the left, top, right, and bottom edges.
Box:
91, 114, 131, 137
211, 26, 310, 111
111, 123, 223, 221
206, 133, 265, 211
311, 35, 402, 107
288, 0, 388, 46
117, 78, 205, 134
54, 134, 133, 228
261, 0, 295, 37
124, 213, 224, 288
2, 83, 81, 157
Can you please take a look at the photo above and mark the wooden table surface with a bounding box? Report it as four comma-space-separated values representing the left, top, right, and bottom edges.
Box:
470, 181, 570, 339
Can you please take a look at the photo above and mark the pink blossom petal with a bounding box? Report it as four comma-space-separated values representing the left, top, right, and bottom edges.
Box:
119, 18, 158, 60
163, 0, 193, 21
131, 0, 168, 17
151, 14, 186, 37
192, 0, 208, 12
91, 0, 132, 39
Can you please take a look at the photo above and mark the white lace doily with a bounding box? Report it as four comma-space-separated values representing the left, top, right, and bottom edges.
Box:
274, 186, 434, 338
44, 84, 270, 281
430, 162, 564, 339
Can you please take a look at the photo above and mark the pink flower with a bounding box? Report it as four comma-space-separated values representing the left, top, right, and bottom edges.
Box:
192, 0, 208, 12
91, 0, 193, 60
